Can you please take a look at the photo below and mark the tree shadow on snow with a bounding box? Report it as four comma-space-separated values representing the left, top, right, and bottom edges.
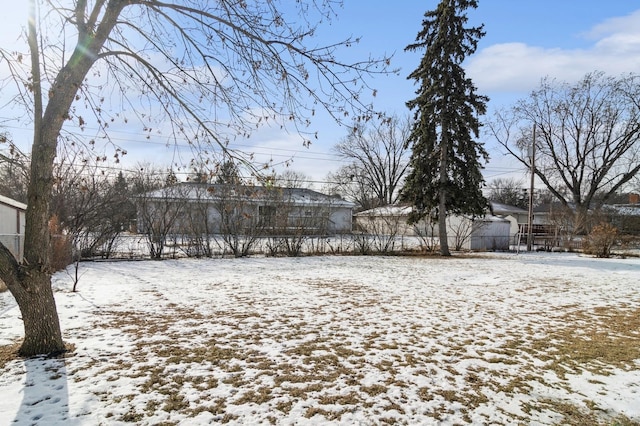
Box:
13, 356, 76, 425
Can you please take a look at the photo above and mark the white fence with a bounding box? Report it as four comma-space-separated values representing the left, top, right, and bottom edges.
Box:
0, 234, 24, 262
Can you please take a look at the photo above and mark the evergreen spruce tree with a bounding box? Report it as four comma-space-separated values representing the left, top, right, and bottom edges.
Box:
401, 0, 489, 256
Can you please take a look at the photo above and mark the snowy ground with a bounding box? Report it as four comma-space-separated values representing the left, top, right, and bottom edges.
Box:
1, 252, 639, 425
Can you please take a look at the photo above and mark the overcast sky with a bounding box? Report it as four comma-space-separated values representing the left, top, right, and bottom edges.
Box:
1, 1, 640, 186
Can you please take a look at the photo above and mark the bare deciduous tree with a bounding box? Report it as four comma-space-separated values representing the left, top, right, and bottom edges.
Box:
413, 215, 438, 253
324, 164, 380, 212
489, 72, 640, 232
51, 150, 135, 260
353, 207, 405, 253
331, 115, 411, 209
0, 0, 390, 355
273, 170, 312, 189
264, 187, 330, 256
181, 184, 220, 258
486, 178, 527, 209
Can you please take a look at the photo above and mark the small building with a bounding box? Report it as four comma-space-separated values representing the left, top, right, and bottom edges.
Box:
353, 205, 414, 235
489, 201, 529, 244
0, 194, 27, 261
354, 204, 511, 251
137, 183, 355, 236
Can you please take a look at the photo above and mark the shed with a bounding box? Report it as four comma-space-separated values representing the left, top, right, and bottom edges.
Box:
355, 205, 511, 251
0, 194, 27, 261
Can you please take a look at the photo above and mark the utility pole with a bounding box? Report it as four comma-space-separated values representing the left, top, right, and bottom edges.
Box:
527, 125, 536, 251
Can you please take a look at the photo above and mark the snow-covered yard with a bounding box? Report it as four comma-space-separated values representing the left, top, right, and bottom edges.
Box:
1, 252, 639, 425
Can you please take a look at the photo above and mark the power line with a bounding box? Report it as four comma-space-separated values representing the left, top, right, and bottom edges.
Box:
0, 122, 347, 163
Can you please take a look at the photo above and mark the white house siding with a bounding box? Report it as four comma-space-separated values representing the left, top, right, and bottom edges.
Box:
0, 195, 27, 261
490, 202, 529, 244
466, 218, 511, 251
329, 207, 352, 234
354, 206, 414, 236
445, 215, 511, 251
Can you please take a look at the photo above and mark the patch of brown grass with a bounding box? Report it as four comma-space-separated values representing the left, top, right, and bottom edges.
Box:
0, 342, 20, 369
0, 341, 76, 369
523, 398, 640, 426
304, 406, 347, 420
535, 306, 640, 377
360, 383, 388, 396
233, 386, 273, 405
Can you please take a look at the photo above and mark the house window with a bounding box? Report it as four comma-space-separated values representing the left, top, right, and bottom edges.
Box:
259, 205, 276, 227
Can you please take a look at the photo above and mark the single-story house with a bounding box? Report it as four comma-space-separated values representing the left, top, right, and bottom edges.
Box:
0, 194, 27, 261
137, 183, 355, 236
354, 204, 511, 251
603, 193, 640, 235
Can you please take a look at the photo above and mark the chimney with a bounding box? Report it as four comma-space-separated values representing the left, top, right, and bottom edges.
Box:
630, 193, 640, 204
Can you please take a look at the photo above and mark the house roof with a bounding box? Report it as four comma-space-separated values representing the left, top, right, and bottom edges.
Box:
357, 202, 528, 218
143, 183, 355, 208
354, 205, 412, 217
533, 202, 577, 214
0, 194, 27, 211
355, 204, 509, 223
603, 204, 640, 216
489, 201, 528, 215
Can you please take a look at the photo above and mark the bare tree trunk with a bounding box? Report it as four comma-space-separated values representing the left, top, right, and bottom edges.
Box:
438, 191, 450, 256
0, 242, 65, 356
438, 128, 451, 256
0, 0, 124, 356
12, 274, 64, 356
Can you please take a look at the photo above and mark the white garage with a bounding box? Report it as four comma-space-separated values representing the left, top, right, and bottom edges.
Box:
0, 194, 26, 261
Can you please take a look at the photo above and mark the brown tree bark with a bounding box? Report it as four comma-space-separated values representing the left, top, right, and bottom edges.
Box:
438, 123, 451, 256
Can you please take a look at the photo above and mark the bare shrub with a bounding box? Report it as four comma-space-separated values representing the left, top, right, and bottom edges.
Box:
583, 222, 618, 258
49, 215, 73, 271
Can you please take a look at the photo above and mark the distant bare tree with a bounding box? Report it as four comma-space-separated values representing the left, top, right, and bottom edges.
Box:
51, 150, 134, 259
274, 170, 312, 189
324, 164, 381, 212
181, 185, 220, 258
489, 72, 640, 232
0, 136, 29, 203
264, 187, 329, 257
213, 185, 265, 258
413, 215, 439, 253
448, 218, 487, 251
487, 178, 527, 209
331, 114, 411, 208
354, 210, 404, 253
